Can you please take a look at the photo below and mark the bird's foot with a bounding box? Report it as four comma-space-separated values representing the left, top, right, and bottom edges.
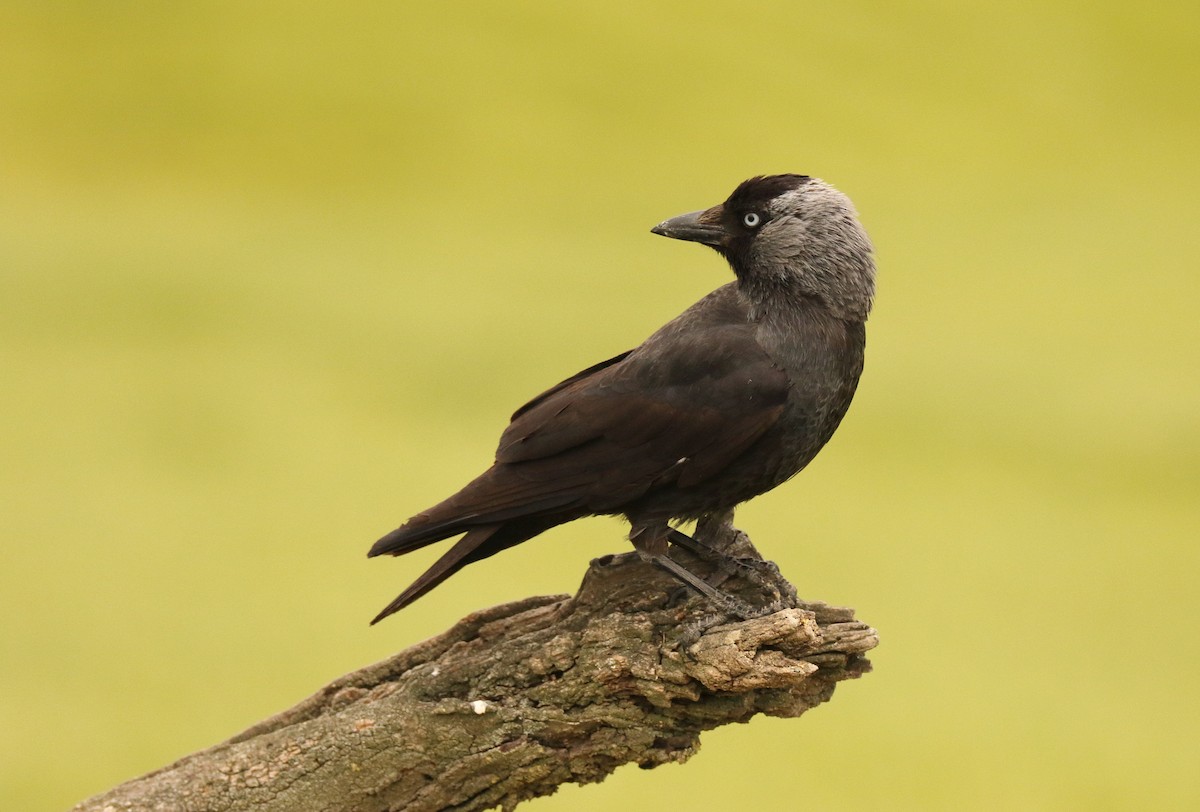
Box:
708, 591, 759, 620
666, 527, 797, 609
676, 611, 732, 648
673, 594, 797, 648
639, 548, 759, 619
740, 557, 799, 607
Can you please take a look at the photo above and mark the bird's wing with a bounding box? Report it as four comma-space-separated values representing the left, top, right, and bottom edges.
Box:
493, 314, 790, 509
370, 288, 791, 559
510, 349, 633, 420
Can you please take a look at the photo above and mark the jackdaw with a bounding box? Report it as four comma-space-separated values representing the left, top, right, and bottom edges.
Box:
368, 174, 875, 623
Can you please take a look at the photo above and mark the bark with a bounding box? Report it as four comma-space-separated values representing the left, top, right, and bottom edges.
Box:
73, 530, 877, 812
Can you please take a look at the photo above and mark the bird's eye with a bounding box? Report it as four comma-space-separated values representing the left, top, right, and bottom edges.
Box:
742, 212, 762, 228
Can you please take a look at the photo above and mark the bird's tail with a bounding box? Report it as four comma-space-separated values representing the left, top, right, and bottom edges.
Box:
369, 517, 564, 624
368, 513, 463, 558
369, 524, 504, 624
366, 466, 526, 559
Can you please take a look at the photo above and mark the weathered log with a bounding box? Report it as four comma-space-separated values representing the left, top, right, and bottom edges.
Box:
73, 530, 876, 812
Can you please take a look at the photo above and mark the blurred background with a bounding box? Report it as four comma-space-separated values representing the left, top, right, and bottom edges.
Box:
2, 2, 1197, 809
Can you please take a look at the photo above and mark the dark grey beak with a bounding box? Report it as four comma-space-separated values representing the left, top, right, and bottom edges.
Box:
651, 207, 727, 247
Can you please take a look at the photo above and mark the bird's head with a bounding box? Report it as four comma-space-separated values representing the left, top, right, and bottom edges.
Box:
652, 174, 875, 321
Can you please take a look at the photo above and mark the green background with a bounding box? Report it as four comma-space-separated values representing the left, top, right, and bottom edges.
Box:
3, 3, 1197, 809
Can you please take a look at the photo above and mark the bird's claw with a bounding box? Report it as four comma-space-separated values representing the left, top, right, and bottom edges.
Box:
664, 526, 798, 611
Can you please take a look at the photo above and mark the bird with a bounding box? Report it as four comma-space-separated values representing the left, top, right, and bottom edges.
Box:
368, 174, 875, 624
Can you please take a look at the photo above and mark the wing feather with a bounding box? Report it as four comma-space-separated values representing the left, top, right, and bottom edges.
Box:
378, 285, 792, 554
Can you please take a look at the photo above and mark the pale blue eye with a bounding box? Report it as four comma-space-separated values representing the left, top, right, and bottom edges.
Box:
743, 212, 762, 228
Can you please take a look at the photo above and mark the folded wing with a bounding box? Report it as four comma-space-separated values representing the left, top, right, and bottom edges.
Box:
372, 292, 789, 561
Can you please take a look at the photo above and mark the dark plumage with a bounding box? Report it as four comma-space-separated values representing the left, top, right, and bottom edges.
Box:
368, 174, 875, 623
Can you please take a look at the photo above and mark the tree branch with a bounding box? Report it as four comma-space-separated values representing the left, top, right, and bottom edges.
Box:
73, 531, 877, 812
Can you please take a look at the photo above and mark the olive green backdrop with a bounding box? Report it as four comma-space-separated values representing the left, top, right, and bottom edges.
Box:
2, 3, 1197, 809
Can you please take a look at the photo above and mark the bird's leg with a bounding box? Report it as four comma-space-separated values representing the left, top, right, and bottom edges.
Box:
629, 525, 755, 619
667, 510, 777, 580
669, 512, 798, 609
668, 526, 790, 606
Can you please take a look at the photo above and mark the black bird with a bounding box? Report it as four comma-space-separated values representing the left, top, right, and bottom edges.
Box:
368, 174, 875, 624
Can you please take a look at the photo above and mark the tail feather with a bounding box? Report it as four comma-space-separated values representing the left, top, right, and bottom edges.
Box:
369, 515, 567, 624
368, 464, 587, 560
368, 516, 465, 558
370, 525, 503, 624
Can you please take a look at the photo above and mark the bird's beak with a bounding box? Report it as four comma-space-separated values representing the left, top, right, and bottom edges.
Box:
651, 205, 727, 247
